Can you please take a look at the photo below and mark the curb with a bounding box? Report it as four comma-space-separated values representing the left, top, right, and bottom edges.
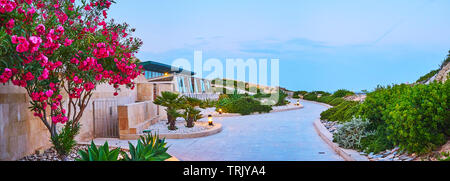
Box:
300, 99, 333, 108
313, 119, 369, 161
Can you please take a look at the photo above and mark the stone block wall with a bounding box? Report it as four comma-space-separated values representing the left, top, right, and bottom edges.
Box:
118, 101, 158, 138
0, 84, 52, 161
0, 81, 138, 160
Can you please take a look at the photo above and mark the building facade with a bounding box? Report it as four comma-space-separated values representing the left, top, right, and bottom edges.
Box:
141, 61, 218, 100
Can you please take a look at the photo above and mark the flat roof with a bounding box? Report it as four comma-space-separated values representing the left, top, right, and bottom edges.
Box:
140, 61, 195, 75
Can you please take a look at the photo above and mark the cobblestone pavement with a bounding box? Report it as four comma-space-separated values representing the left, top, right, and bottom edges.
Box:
95, 100, 343, 161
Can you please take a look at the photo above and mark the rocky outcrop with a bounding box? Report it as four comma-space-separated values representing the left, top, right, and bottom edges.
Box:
344, 94, 367, 102
434, 62, 450, 83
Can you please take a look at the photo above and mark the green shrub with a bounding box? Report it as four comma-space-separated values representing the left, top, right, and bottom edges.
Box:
438, 152, 450, 161
182, 97, 202, 107
77, 141, 121, 161
317, 95, 335, 104
333, 117, 372, 150
320, 106, 339, 121
384, 82, 449, 154
293, 91, 308, 98
416, 69, 439, 83
51, 121, 80, 159
328, 101, 359, 123
200, 99, 217, 108
303, 93, 318, 101
218, 96, 272, 115
320, 101, 359, 123
361, 124, 394, 154
275, 90, 289, 106
333, 89, 355, 98
343, 103, 361, 123
359, 82, 450, 154
328, 98, 345, 106
311, 91, 331, 96
359, 85, 397, 125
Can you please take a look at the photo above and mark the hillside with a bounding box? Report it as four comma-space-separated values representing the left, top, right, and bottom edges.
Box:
420, 51, 450, 84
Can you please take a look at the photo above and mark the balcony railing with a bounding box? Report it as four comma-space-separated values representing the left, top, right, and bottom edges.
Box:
182, 93, 220, 101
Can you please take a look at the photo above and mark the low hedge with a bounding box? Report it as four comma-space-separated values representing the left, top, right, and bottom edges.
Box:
303, 93, 318, 101
328, 98, 346, 106
317, 96, 335, 104
333, 89, 355, 98
320, 101, 360, 123
217, 95, 272, 115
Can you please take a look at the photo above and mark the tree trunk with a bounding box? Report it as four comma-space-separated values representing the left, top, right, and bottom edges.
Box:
166, 113, 171, 125
168, 119, 177, 130
186, 118, 194, 128
167, 114, 177, 130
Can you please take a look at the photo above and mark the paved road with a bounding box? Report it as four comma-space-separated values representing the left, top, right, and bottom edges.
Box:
163, 100, 343, 161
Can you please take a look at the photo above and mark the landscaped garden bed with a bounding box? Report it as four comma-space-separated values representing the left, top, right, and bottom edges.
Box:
302, 55, 450, 161
18, 145, 129, 161
147, 120, 214, 134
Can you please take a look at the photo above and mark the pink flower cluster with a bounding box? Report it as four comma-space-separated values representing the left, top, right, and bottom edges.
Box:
1, 0, 141, 124
93, 43, 113, 59
0, 68, 13, 83
0, 0, 16, 14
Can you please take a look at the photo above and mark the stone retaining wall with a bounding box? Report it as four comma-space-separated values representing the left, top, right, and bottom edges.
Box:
0, 75, 145, 161
118, 101, 159, 138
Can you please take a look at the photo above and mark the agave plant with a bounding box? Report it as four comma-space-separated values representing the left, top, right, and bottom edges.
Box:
121, 133, 171, 161
77, 141, 121, 161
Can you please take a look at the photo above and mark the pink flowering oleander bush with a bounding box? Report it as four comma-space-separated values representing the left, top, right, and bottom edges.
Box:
0, 0, 143, 157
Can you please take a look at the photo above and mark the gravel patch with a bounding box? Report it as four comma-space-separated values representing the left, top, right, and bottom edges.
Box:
321, 120, 341, 134
18, 145, 87, 161
18, 145, 129, 161
272, 103, 301, 111
146, 120, 213, 134
366, 147, 417, 161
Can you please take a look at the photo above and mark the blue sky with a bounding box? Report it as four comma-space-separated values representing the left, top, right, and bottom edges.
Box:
109, 0, 450, 92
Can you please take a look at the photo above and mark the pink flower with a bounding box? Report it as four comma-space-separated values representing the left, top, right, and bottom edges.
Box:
11, 35, 18, 44
23, 72, 34, 81
38, 68, 49, 80
6, 19, 14, 29
27, 7, 36, 16
29, 36, 41, 44
64, 38, 73, 46
84, 5, 91, 11
11, 36, 30, 53
56, 26, 64, 34
45, 90, 54, 98
36, 24, 46, 35
51, 103, 58, 110
16, 41, 29, 53
95, 74, 103, 81
70, 58, 79, 64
